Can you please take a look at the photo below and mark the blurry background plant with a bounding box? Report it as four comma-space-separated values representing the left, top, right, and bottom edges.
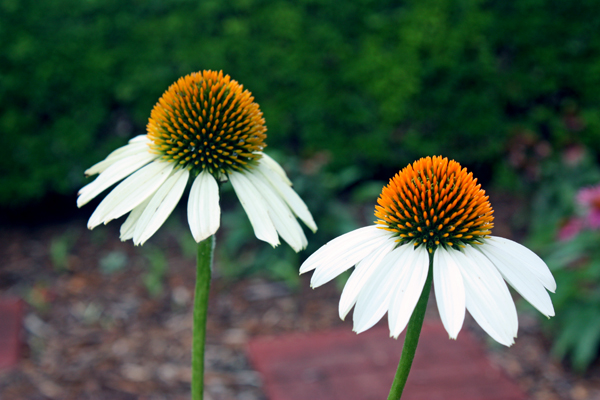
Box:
2, 0, 600, 375
525, 149, 600, 372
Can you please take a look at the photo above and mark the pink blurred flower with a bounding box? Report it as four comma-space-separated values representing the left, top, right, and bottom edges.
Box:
558, 218, 584, 241
577, 185, 600, 229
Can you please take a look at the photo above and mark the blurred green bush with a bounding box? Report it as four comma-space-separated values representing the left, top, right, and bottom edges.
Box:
2, 0, 600, 206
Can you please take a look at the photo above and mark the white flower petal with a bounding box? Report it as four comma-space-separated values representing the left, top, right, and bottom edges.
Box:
245, 170, 307, 252
128, 135, 149, 144
487, 236, 556, 292
307, 228, 391, 288
352, 244, 412, 333
229, 171, 279, 247
433, 248, 466, 339
388, 245, 429, 338
479, 242, 555, 317
84, 137, 151, 176
132, 168, 190, 245
78, 150, 158, 207
338, 237, 397, 320
256, 160, 317, 233
259, 153, 292, 185
88, 161, 174, 228
120, 197, 152, 241
300, 225, 390, 274
187, 171, 221, 243
458, 246, 518, 346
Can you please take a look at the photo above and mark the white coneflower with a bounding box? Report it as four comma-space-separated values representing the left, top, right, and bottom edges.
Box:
300, 156, 555, 346
78, 70, 316, 250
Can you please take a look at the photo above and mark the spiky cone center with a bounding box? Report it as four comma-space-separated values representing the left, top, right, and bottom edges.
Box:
147, 70, 267, 177
375, 156, 494, 253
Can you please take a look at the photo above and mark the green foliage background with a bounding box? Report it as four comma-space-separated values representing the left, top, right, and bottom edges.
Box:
2, 0, 600, 205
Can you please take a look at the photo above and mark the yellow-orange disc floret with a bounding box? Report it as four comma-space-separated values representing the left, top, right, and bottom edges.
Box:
374, 156, 494, 253
147, 70, 267, 176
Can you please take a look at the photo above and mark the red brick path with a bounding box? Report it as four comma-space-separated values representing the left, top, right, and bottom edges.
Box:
247, 321, 528, 400
0, 298, 23, 369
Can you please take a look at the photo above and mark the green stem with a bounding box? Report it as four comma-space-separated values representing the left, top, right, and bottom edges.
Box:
192, 235, 215, 400
387, 253, 434, 400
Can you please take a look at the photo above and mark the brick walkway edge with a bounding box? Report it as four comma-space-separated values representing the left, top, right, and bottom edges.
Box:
247, 321, 528, 400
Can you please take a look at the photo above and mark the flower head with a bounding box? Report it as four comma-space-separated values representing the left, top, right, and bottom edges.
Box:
78, 70, 316, 249
300, 156, 555, 346
147, 71, 267, 177
375, 156, 493, 253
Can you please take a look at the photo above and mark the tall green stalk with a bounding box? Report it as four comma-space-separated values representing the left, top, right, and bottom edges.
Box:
387, 254, 434, 400
191, 235, 215, 400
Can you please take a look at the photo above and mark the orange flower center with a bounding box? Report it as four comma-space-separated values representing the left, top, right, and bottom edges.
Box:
375, 156, 494, 252
147, 70, 267, 177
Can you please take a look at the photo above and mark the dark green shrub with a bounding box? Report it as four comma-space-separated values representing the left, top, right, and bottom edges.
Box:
2, 0, 600, 206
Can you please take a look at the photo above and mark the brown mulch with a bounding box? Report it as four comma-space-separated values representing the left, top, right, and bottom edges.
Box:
1, 214, 600, 400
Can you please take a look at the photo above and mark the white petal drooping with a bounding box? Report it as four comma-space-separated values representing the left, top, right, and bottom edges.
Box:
256, 159, 317, 233
120, 197, 152, 241
338, 236, 397, 322
459, 246, 518, 346
84, 135, 151, 176
303, 226, 392, 287
229, 170, 279, 248
478, 243, 555, 318
78, 150, 158, 207
88, 160, 174, 229
433, 248, 466, 339
352, 242, 413, 333
245, 169, 307, 252
486, 237, 556, 292
259, 153, 292, 185
388, 245, 429, 338
188, 170, 221, 243
132, 168, 189, 245
301, 226, 389, 275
